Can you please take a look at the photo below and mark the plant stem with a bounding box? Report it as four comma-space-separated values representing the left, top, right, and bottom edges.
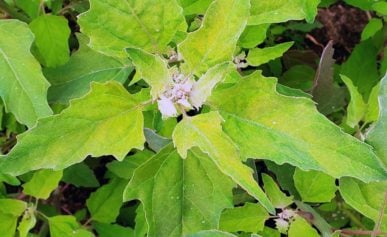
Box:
0, 0, 30, 22
372, 191, 387, 237
295, 201, 333, 237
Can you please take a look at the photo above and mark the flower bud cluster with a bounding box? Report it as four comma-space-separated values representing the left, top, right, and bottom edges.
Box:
157, 72, 195, 118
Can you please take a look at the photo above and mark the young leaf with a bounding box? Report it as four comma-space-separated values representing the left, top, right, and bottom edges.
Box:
29, 15, 71, 67
124, 145, 235, 236
294, 169, 337, 203
48, 215, 94, 237
107, 150, 154, 180
341, 75, 367, 128
0, 81, 145, 176
126, 48, 171, 99
173, 112, 274, 213
339, 178, 387, 231
288, 216, 320, 237
367, 74, 387, 165
219, 202, 269, 233
207, 72, 386, 182
190, 63, 232, 108
93, 222, 134, 237
246, 42, 294, 67
0, 199, 27, 237
249, 0, 320, 25
17, 206, 37, 237
262, 174, 293, 208
44, 34, 132, 104
22, 169, 63, 200
361, 18, 383, 41
179, 0, 212, 15
178, 0, 250, 75
62, 163, 99, 188
78, 0, 186, 57
86, 178, 127, 223
341, 40, 379, 99
0, 20, 52, 128
238, 24, 270, 49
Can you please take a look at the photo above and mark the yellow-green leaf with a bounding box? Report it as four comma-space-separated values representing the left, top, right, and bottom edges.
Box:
178, 0, 250, 76
78, 0, 186, 57
208, 72, 386, 182
173, 112, 274, 213
0, 20, 52, 127
0, 81, 145, 176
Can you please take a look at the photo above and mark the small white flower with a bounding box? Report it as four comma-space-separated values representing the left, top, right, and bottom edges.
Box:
157, 72, 196, 118
278, 209, 296, 220
157, 95, 178, 118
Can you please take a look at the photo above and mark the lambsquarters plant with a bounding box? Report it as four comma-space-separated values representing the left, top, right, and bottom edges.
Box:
0, 0, 386, 236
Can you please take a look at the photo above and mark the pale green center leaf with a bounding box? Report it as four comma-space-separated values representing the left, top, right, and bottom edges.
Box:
178, 0, 250, 76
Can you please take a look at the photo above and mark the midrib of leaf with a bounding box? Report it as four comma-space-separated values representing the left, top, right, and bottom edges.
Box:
187, 0, 240, 75
52, 67, 129, 86
0, 48, 34, 108
219, 111, 381, 177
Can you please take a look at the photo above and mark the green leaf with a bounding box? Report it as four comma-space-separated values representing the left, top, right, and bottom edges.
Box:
0, 20, 52, 127
0, 199, 27, 237
207, 72, 386, 182
238, 24, 269, 49
178, 0, 250, 75
17, 206, 37, 237
44, 34, 132, 104
280, 65, 315, 91
29, 15, 71, 67
219, 202, 269, 233
294, 169, 336, 203
361, 18, 383, 41
341, 75, 367, 128
0, 199, 27, 216
23, 169, 63, 200
249, 0, 320, 25
341, 39, 379, 99
124, 145, 235, 236
262, 174, 293, 208
339, 177, 387, 231
258, 227, 281, 237
372, 1, 387, 15
48, 215, 94, 237
247, 42, 293, 66
15, 0, 41, 19
344, 0, 375, 10
367, 74, 387, 166
0, 81, 145, 176
188, 230, 237, 237
288, 216, 320, 237
86, 178, 127, 223
78, 0, 185, 57
93, 222, 134, 237
179, 0, 212, 15
364, 81, 381, 123
173, 112, 274, 213
126, 48, 171, 99
62, 163, 99, 188
107, 150, 154, 180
